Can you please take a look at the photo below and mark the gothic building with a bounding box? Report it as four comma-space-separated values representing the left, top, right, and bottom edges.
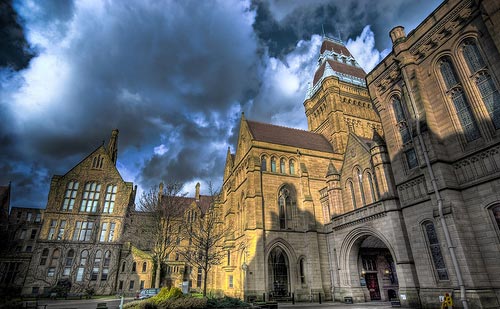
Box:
210, 0, 500, 308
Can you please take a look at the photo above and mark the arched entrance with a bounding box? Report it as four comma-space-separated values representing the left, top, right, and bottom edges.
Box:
268, 247, 289, 298
351, 235, 399, 302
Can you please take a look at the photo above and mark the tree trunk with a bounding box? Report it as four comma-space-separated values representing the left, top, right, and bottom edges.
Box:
203, 268, 207, 297
155, 262, 161, 288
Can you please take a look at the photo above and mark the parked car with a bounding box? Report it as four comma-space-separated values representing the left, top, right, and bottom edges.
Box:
135, 288, 160, 300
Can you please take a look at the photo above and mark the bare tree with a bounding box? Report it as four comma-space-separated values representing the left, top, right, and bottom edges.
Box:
133, 182, 189, 288
177, 183, 231, 296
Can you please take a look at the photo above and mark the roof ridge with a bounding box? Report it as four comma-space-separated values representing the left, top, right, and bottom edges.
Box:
246, 119, 323, 136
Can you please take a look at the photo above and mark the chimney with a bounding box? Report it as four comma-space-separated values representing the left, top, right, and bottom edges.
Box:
108, 129, 119, 165
195, 182, 200, 201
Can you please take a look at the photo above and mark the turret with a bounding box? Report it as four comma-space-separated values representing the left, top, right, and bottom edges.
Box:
108, 129, 119, 165
195, 182, 200, 201
326, 161, 343, 216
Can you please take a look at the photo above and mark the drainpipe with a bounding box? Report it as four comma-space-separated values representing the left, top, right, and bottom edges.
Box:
400, 68, 469, 309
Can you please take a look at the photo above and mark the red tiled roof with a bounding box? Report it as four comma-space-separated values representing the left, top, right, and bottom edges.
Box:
320, 40, 352, 57
312, 60, 366, 86
247, 120, 333, 153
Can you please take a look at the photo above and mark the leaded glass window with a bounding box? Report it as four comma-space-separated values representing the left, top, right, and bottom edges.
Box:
492, 205, 500, 230
62, 181, 79, 211
103, 185, 117, 213
477, 73, 500, 129
64, 249, 74, 276
289, 160, 295, 175
278, 186, 294, 229
80, 182, 101, 212
348, 180, 356, 210
424, 222, 449, 280
405, 148, 418, 170
393, 96, 411, 144
440, 57, 480, 142
463, 41, 485, 73
72, 221, 94, 241
366, 172, 376, 203
356, 168, 366, 206
91, 250, 102, 281
271, 157, 276, 172
261, 155, 267, 171
280, 159, 285, 173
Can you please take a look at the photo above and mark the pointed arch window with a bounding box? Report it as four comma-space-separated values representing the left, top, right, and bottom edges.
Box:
101, 251, 111, 281
439, 57, 480, 142
63, 249, 75, 276
103, 185, 117, 213
76, 250, 88, 282
299, 258, 306, 284
80, 182, 101, 212
462, 40, 500, 129
261, 155, 267, 171
347, 180, 356, 210
62, 181, 79, 211
280, 159, 286, 174
278, 186, 295, 229
142, 262, 147, 273
491, 205, 500, 231
92, 155, 104, 169
424, 222, 449, 280
356, 168, 366, 206
393, 96, 411, 144
366, 171, 376, 203
132, 262, 137, 272
289, 160, 295, 175
91, 250, 102, 281
271, 157, 277, 172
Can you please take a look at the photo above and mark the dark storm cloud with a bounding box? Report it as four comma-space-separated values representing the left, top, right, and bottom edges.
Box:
0, 0, 442, 208
252, 0, 442, 58
0, 0, 35, 70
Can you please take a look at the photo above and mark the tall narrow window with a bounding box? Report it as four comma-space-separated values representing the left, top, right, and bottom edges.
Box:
393, 96, 411, 144
48, 249, 60, 277
366, 172, 377, 203
347, 180, 356, 210
48, 220, 57, 240
132, 262, 137, 272
299, 258, 306, 284
101, 251, 111, 281
440, 57, 480, 142
73, 221, 94, 241
91, 250, 102, 281
261, 155, 267, 171
80, 182, 101, 212
289, 160, 295, 175
278, 186, 294, 229
280, 159, 286, 174
356, 168, 366, 206
462, 40, 500, 129
424, 222, 449, 280
76, 250, 88, 282
142, 262, 147, 273
40, 248, 49, 266
64, 250, 74, 276
57, 220, 66, 240
103, 185, 117, 213
121, 262, 126, 273
492, 205, 500, 230
62, 181, 79, 211
99, 222, 108, 242
108, 222, 116, 242
271, 157, 276, 172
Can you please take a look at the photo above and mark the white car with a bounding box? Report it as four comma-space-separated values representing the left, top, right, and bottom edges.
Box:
135, 288, 160, 300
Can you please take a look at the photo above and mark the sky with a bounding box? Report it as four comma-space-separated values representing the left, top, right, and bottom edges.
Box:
0, 0, 443, 208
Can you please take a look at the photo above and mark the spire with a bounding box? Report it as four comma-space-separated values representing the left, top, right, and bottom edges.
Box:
326, 161, 339, 177
195, 182, 200, 201
108, 129, 119, 165
372, 129, 386, 146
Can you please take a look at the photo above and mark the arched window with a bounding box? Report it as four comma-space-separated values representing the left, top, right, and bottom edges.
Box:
80, 182, 101, 212
132, 262, 137, 272
77, 250, 88, 282
268, 247, 290, 297
439, 57, 480, 142
289, 160, 295, 175
356, 168, 366, 207
40, 248, 49, 266
299, 258, 306, 284
347, 180, 356, 210
103, 185, 117, 213
48, 249, 60, 277
392, 96, 411, 144
462, 40, 500, 129
261, 155, 267, 171
366, 172, 377, 203
423, 222, 449, 280
63, 249, 74, 276
492, 205, 500, 230
62, 181, 79, 211
271, 157, 277, 172
102, 251, 111, 281
278, 186, 295, 229
142, 261, 147, 273
91, 250, 102, 281
121, 261, 126, 273
280, 159, 286, 174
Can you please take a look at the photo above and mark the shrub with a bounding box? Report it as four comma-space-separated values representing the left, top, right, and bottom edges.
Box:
150, 287, 183, 305
206, 296, 249, 308
158, 297, 207, 309
123, 299, 157, 309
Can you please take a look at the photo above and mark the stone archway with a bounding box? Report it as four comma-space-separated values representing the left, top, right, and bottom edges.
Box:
268, 246, 290, 298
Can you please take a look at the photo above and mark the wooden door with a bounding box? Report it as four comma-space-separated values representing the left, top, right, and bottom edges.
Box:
365, 273, 381, 300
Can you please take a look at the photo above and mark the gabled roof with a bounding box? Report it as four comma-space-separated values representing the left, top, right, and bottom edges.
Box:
320, 39, 353, 57
246, 120, 333, 153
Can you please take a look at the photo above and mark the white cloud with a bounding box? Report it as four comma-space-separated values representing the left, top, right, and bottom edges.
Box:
346, 25, 390, 72
153, 144, 168, 156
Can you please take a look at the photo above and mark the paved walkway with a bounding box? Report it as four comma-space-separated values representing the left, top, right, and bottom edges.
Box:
278, 301, 392, 308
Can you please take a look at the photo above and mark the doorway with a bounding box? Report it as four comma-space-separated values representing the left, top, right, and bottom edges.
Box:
268, 247, 289, 297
